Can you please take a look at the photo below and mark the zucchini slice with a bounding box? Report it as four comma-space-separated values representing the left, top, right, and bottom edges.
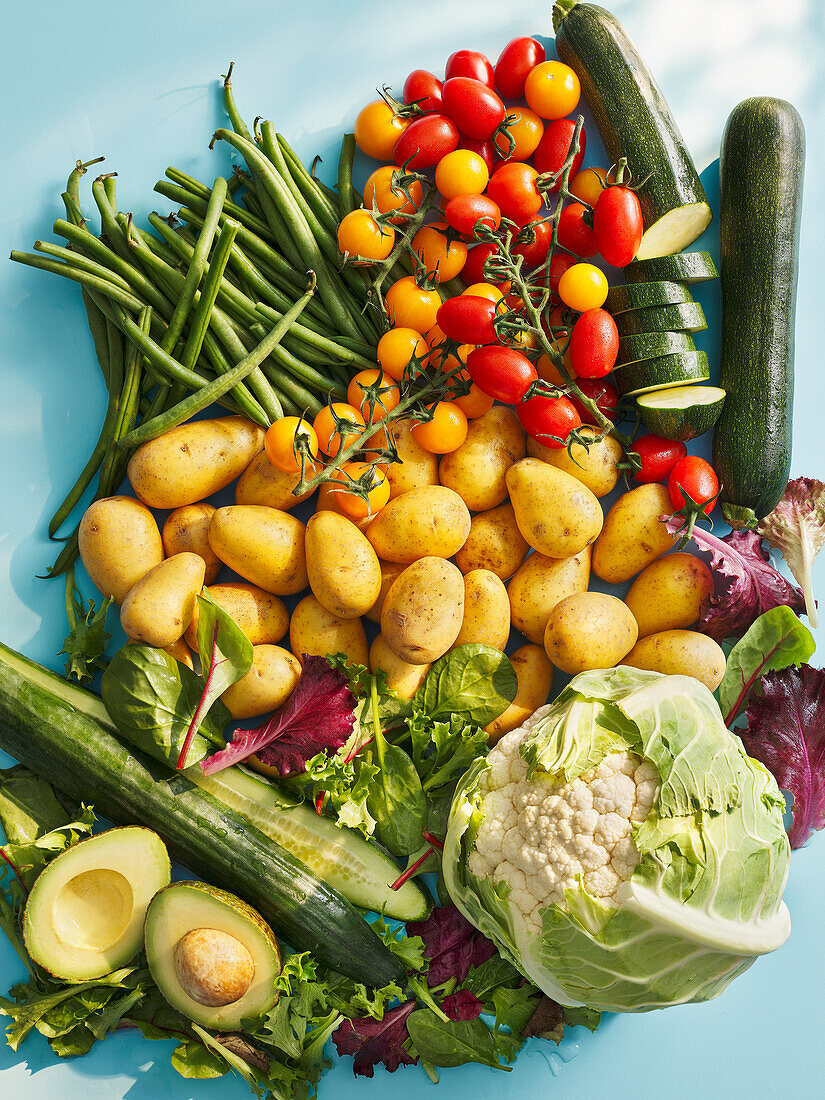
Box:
624, 251, 718, 285
605, 280, 693, 314
637, 384, 726, 441
617, 330, 696, 366
613, 351, 709, 396
615, 302, 707, 336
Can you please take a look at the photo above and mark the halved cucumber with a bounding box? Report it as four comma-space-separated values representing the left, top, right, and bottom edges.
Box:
613, 351, 709, 396
606, 280, 693, 314
617, 330, 696, 366
615, 302, 707, 336
637, 385, 726, 441
624, 251, 718, 285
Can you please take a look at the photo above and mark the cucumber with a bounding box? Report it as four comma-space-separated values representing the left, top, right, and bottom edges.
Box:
552, 1, 712, 258
625, 251, 718, 285
613, 351, 709, 396
617, 330, 696, 366
637, 384, 726, 441
712, 97, 805, 527
614, 302, 707, 336
605, 280, 693, 314
0, 642, 405, 989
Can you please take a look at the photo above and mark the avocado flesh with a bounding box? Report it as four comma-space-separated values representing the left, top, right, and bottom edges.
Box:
23, 826, 170, 980
145, 881, 281, 1030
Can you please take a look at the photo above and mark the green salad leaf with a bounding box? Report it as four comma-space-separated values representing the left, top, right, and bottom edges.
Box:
414, 645, 517, 728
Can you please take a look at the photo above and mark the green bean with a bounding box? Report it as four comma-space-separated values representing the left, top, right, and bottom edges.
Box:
64, 156, 105, 224
226, 245, 333, 336
98, 307, 149, 488
277, 134, 339, 231
180, 218, 239, 369
61, 192, 87, 230
34, 240, 132, 291
91, 175, 134, 265
10, 251, 145, 313
222, 62, 253, 142
337, 134, 358, 218
157, 176, 275, 244
80, 288, 113, 386
102, 174, 117, 207
176, 202, 305, 288
253, 302, 374, 370
241, 188, 266, 223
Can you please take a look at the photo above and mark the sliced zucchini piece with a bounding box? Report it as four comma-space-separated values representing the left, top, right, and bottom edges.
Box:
637, 385, 726, 441
613, 351, 709, 397
624, 251, 718, 285
615, 302, 707, 336
616, 330, 696, 366
606, 281, 693, 314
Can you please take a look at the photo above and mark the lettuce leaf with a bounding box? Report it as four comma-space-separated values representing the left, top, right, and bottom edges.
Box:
758, 477, 825, 629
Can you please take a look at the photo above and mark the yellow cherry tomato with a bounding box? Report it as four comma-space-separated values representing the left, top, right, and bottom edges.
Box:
332, 462, 390, 518
558, 262, 609, 311
524, 61, 581, 120
493, 107, 544, 161
569, 166, 614, 207
347, 369, 401, 422
354, 100, 408, 160
451, 380, 495, 419
412, 222, 467, 283
462, 281, 504, 303
264, 416, 319, 475
377, 327, 428, 381
385, 276, 441, 332
537, 350, 575, 386
363, 165, 424, 223
412, 402, 469, 454
313, 402, 366, 459
434, 149, 490, 200
511, 328, 537, 350
424, 325, 472, 373
337, 209, 395, 264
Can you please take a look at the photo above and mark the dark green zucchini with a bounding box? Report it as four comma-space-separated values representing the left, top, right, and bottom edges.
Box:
605, 280, 693, 313
613, 350, 709, 396
712, 97, 805, 527
617, 330, 696, 366
614, 301, 706, 336
625, 251, 717, 285
552, 1, 711, 257
0, 641, 405, 989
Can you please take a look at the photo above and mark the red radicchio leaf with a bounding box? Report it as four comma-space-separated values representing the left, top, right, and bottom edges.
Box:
332, 1000, 418, 1077
200, 655, 356, 777
663, 517, 805, 642
739, 663, 825, 849
523, 995, 565, 1042
407, 904, 497, 987
442, 988, 484, 1021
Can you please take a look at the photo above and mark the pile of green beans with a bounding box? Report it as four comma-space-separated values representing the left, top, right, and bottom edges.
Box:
11, 68, 381, 582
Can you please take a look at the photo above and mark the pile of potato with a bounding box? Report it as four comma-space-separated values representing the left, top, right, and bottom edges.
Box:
77, 410, 726, 740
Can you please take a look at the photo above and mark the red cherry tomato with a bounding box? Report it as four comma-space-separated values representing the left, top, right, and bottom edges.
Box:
512, 219, 552, 268
486, 162, 542, 225
547, 251, 576, 292
461, 242, 500, 285
445, 49, 495, 88
668, 455, 720, 514
556, 202, 598, 258
393, 115, 459, 170
442, 78, 505, 140
593, 185, 644, 267
466, 345, 538, 403
633, 435, 688, 484
437, 295, 498, 344
445, 194, 501, 238
457, 135, 496, 174
571, 377, 619, 423
568, 308, 619, 379
495, 37, 546, 99
533, 119, 586, 192
403, 69, 443, 114
518, 393, 582, 448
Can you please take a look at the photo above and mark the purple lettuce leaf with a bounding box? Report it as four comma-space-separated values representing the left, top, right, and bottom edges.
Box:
332, 1000, 417, 1077
407, 905, 497, 987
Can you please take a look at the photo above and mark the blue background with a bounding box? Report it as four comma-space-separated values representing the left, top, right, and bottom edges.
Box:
2, 0, 824, 1096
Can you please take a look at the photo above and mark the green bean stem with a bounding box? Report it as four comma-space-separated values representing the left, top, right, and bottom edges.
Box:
180, 218, 239, 369
222, 62, 253, 142
277, 134, 339, 232
337, 134, 358, 218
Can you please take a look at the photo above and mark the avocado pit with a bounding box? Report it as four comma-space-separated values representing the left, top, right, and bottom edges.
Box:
173, 926, 255, 1007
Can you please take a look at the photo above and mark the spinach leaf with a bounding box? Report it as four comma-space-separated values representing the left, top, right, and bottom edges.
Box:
462, 953, 526, 1005
0, 765, 71, 844
415, 645, 517, 727
406, 1007, 506, 1070
366, 742, 427, 857
718, 605, 815, 726
101, 644, 229, 768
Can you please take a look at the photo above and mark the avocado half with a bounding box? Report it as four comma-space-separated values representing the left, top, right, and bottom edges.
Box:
144, 881, 281, 1030
23, 826, 171, 981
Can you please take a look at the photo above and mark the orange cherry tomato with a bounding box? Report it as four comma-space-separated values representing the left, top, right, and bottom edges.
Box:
434, 149, 490, 199
264, 416, 319, 474
354, 100, 408, 160
331, 462, 390, 518
558, 263, 609, 312
412, 401, 469, 454
313, 402, 365, 459
346, 369, 401, 422
536, 350, 574, 386
492, 106, 544, 160
337, 209, 395, 264
385, 276, 442, 331
451, 378, 494, 418
424, 324, 473, 373
524, 61, 581, 120
377, 327, 428, 381
569, 166, 614, 207
461, 281, 504, 303
412, 221, 467, 283
363, 165, 423, 222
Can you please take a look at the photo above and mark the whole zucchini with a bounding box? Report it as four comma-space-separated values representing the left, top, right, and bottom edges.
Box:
552, 1, 712, 258
713, 97, 805, 527
0, 641, 404, 989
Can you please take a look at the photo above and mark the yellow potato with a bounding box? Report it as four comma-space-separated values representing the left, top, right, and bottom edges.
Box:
78, 496, 164, 605
452, 570, 510, 651
221, 645, 301, 719
305, 511, 381, 619
184, 582, 289, 650
544, 592, 638, 674
386, 420, 439, 499
120, 553, 205, 649
366, 486, 471, 563
623, 630, 726, 692
485, 645, 554, 742
527, 427, 622, 499
162, 503, 222, 585
365, 560, 407, 624
235, 450, 315, 511
506, 458, 603, 559
127, 636, 193, 670
369, 635, 430, 699
289, 595, 369, 670
438, 406, 525, 512
625, 553, 714, 639
508, 548, 591, 644
127, 416, 264, 509
208, 506, 307, 595
592, 483, 676, 584
381, 557, 464, 664
455, 503, 530, 580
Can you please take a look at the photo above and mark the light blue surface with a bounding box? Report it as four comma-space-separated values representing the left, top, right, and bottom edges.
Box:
1, 0, 825, 1097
